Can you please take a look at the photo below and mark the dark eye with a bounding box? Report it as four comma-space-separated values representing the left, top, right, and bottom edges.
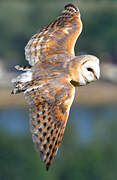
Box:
87, 67, 93, 73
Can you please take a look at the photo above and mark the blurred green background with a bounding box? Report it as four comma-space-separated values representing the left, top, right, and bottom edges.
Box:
0, 0, 117, 180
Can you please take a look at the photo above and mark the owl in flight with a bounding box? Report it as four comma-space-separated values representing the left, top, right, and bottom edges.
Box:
12, 4, 100, 170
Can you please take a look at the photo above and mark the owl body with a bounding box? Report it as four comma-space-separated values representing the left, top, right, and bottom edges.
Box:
12, 4, 100, 170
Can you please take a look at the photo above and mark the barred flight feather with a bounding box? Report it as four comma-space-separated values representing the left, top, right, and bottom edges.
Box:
25, 3, 82, 66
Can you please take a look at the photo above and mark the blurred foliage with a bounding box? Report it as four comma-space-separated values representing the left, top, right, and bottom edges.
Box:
0, 117, 117, 180
78, 1, 117, 62
0, 0, 117, 67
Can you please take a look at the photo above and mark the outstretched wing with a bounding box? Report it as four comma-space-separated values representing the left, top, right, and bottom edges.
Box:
25, 3, 82, 66
24, 78, 75, 170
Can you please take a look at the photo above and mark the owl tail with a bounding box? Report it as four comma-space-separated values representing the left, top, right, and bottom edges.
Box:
11, 65, 32, 94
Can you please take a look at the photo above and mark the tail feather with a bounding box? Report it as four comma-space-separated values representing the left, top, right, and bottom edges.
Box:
15, 65, 32, 71
11, 65, 32, 94
11, 81, 26, 94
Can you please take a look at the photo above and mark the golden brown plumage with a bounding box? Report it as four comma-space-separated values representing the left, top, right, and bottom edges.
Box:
12, 4, 100, 170
25, 3, 82, 65
25, 78, 75, 170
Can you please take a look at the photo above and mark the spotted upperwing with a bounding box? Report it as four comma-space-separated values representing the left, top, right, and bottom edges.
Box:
24, 78, 75, 170
25, 3, 82, 66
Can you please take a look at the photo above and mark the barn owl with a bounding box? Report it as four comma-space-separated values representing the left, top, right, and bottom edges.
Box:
12, 4, 100, 170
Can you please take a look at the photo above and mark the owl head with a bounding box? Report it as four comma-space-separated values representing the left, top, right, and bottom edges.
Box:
69, 55, 100, 86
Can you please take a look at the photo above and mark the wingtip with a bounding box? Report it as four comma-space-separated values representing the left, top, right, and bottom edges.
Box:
46, 162, 50, 171
64, 3, 79, 12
